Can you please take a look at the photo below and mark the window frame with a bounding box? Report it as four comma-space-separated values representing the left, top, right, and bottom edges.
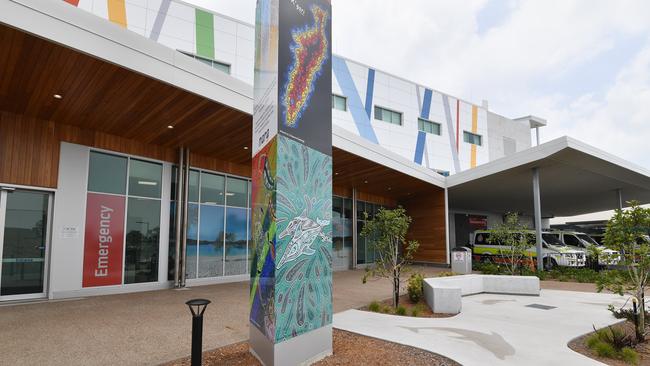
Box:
178, 50, 231, 75
463, 131, 483, 146
418, 117, 442, 135
331, 94, 347, 111
374, 105, 403, 126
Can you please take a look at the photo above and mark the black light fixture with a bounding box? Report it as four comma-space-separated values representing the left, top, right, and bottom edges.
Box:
186, 299, 211, 366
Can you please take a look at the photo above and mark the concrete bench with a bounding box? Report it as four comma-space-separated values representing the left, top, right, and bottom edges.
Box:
423, 274, 540, 314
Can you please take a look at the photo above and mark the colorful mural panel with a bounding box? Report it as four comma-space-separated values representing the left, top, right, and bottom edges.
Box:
249, 138, 278, 341
274, 135, 332, 342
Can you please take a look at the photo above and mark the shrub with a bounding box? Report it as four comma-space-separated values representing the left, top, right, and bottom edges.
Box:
608, 304, 650, 323
620, 347, 639, 365
368, 301, 380, 313
411, 303, 426, 317
586, 334, 601, 348
396, 306, 407, 316
407, 273, 424, 303
474, 262, 502, 275
437, 271, 457, 277
592, 341, 616, 358
380, 304, 393, 314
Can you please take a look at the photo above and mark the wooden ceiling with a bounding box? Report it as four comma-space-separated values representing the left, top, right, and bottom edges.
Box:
0, 23, 252, 164
333, 147, 443, 201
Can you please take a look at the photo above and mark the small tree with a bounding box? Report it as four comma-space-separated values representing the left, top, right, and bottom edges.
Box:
360, 207, 419, 308
488, 212, 533, 275
598, 202, 650, 342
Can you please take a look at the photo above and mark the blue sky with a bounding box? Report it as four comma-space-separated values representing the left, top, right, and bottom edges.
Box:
188, 0, 650, 221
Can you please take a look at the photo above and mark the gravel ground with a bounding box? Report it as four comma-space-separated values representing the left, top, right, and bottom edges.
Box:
164, 329, 460, 366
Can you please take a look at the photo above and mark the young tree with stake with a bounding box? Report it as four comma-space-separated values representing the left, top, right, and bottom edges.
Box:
360, 207, 419, 308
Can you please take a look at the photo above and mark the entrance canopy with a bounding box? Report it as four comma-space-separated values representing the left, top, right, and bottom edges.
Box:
0, 0, 253, 165
447, 137, 650, 217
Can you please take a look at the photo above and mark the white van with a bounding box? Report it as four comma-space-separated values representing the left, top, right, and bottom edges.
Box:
471, 230, 586, 269
549, 231, 620, 266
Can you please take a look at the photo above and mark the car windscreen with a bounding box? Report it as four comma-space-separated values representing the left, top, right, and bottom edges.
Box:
542, 233, 565, 245
577, 234, 600, 246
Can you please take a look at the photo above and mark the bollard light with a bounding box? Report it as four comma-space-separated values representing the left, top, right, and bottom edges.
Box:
186, 298, 211, 366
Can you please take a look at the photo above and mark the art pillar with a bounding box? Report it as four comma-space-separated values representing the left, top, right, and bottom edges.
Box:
249, 0, 332, 365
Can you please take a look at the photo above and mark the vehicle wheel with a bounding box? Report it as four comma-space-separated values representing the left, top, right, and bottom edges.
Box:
481, 255, 493, 264
543, 257, 557, 271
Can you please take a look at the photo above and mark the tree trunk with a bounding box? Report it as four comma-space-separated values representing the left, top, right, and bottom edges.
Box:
637, 289, 646, 342
393, 268, 400, 308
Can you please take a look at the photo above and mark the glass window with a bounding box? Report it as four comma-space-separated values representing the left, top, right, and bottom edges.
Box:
474, 232, 490, 245
1, 191, 49, 296
418, 118, 441, 135
168, 201, 177, 281
343, 198, 352, 219
128, 159, 162, 198
226, 177, 248, 208
188, 170, 200, 203
374, 106, 402, 125
185, 203, 199, 279
201, 172, 225, 205
463, 131, 483, 146
543, 233, 564, 246
88, 151, 127, 195
332, 196, 343, 219
224, 208, 248, 276
198, 205, 225, 278
563, 234, 581, 247
332, 94, 347, 111
356, 201, 365, 219
124, 198, 161, 284
213, 61, 231, 74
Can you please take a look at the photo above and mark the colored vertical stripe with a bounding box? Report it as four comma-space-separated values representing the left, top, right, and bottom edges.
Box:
442, 95, 461, 173
471, 105, 478, 168
64, 0, 80, 6
150, 0, 172, 41
332, 56, 379, 144
364, 69, 375, 119
414, 132, 426, 164
107, 0, 127, 28
455, 99, 460, 152
421, 89, 432, 119
195, 9, 215, 59
414, 88, 433, 164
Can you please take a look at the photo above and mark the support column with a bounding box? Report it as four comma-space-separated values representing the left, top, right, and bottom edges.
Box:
616, 188, 623, 210
249, 1, 333, 365
535, 126, 540, 146
532, 167, 543, 271
352, 187, 358, 269
173, 147, 184, 288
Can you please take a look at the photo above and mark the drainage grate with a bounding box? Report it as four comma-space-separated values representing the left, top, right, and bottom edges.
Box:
526, 303, 557, 310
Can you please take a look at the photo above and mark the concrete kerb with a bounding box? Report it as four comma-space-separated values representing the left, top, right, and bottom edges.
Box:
424, 274, 540, 314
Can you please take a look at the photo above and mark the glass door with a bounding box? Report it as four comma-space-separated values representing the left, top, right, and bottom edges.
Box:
0, 188, 51, 301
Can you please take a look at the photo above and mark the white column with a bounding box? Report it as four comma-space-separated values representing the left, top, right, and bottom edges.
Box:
616, 188, 623, 210
532, 167, 543, 271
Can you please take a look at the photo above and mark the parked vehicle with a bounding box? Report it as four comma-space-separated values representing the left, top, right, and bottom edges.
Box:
548, 231, 620, 266
471, 230, 586, 269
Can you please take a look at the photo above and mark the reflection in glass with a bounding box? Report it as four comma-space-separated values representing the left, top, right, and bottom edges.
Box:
188, 170, 200, 203
225, 208, 248, 275
185, 203, 199, 279
128, 159, 162, 198
124, 198, 160, 284
226, 177, 248, 208
88, 152, 127, 195
1, 191, 48, 296
198, 205, 224, 278
201, 173, 225, 205
356, 221, 365, 265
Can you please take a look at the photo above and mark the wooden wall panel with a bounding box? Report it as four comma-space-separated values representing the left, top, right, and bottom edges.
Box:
0, 112, 59, 188
0, 111, 252, 188
402, 188, 447, 263
357, 191, 397, 207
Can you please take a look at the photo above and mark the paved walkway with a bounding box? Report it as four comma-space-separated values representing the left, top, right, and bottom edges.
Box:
333, 289, 627, 366
0, 266, 445, 366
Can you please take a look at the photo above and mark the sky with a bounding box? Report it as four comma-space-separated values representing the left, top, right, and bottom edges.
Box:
187, 0, 650, 223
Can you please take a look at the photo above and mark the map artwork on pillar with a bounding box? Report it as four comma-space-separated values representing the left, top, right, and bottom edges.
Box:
278, 0, 332, 156
274, 135, 332, 342
249, 138, 278, 341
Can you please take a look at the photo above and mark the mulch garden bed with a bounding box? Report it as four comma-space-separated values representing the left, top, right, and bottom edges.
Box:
358, 294, 456, 318
569, 321, 650, 365
164, 329, 459, 366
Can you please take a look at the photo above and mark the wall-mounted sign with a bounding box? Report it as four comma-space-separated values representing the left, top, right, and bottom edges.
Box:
469, 215, 488, 230
82, 193, 125, 287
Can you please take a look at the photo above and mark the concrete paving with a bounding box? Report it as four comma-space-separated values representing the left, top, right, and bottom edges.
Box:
333, 289, 628, 366
0, 266, 445, 366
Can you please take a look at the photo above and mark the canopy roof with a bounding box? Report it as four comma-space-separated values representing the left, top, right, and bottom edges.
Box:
447, 137, 650, 217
